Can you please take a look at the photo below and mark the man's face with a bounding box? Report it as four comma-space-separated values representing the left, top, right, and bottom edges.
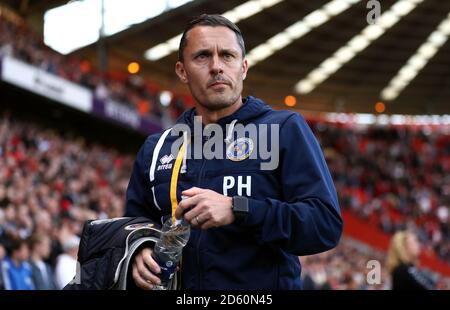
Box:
14, 244, 29, 262
176, 26, 248, 111
38, 236, 51, 259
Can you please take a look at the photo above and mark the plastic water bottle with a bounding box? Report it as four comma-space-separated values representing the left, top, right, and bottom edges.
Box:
152, 217, 190, 290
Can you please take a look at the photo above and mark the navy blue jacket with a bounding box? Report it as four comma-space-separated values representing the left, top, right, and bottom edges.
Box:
125, 96, 342, 289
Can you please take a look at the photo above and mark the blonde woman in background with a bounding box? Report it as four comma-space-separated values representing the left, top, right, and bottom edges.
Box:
386, 230, 435, 290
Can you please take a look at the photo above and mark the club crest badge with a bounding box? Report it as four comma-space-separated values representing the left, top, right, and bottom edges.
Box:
226, 138, 254, 161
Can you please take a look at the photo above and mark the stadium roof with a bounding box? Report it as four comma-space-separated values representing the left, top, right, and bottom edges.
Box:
3, 0, 450, 115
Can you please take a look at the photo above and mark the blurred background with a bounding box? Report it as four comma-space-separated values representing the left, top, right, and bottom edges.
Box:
0, 0, 449, 290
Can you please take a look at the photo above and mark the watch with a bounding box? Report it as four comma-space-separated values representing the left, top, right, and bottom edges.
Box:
232, 196, 249, 224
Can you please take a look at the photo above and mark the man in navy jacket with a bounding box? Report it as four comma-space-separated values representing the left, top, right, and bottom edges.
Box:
125, 14, 342, 290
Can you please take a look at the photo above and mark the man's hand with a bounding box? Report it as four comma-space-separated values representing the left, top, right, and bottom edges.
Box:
175, 187, 234, 229
131, 247, 161, 290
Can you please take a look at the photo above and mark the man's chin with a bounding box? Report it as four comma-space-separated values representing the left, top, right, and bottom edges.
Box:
202, 94, 236, 110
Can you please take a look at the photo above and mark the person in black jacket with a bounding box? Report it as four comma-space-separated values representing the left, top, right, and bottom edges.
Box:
386, 230, 435, 290
125, 14, 343, 290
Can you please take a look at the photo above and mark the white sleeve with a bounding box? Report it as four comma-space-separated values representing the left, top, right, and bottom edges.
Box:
55, 255, 77, 289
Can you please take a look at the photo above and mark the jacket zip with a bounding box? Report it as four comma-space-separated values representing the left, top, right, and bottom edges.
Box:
195, 151, 207, 290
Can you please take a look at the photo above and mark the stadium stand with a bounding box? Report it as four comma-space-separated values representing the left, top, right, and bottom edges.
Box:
0, 107, 449, 289
311, 121, 450, 264
0, 13, 187, 124
0, 2, 448, 291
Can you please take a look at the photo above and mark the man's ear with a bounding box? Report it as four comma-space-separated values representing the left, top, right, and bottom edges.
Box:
242, 58, 248, 80
175, 61, 188, 84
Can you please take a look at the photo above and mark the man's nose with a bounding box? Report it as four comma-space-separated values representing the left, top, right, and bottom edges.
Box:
209, 54, 223, 74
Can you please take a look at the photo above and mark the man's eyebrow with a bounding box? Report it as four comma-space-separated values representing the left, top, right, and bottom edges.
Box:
191, 48, 239, 57
219, 48, 239, 55
192, 49, 212, 57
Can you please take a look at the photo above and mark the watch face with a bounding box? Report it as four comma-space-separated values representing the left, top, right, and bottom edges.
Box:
233, 196, 249, 214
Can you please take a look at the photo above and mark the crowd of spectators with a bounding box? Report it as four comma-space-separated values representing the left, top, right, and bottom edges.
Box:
0, 112, 134, 289
1, 1, 449, 291
312, 121, 450, 264
1, 111, 449, 290
301, 237, 450, 290
0, 11, 187, 125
